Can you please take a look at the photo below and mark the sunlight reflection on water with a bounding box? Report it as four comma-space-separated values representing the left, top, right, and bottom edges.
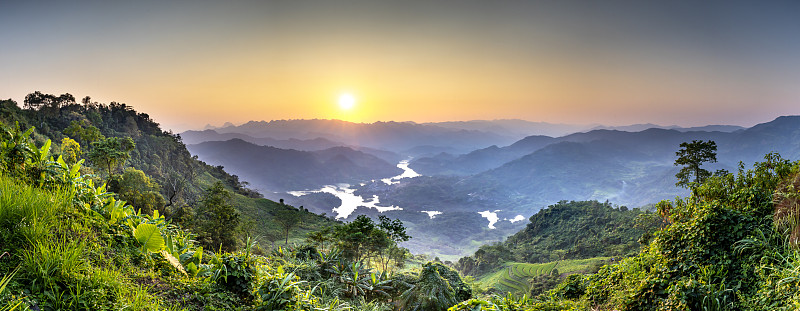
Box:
288, 159, 420, 219
382, 160, 421, 185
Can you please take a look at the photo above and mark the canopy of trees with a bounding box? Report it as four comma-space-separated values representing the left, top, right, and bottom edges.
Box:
456, 200, 660, 276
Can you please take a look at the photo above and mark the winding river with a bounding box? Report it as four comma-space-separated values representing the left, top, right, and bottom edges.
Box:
289, 159, 525, 228
288, 159, 421, 219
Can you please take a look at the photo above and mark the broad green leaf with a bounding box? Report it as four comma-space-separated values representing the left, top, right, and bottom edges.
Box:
70, 159, 84, 176
134, 223, 164, 253
165, 234, 175, 255
22, 127, 34, 137
39, 139, 51, 162
186, 262, 199, 277
194, 246, 203, 263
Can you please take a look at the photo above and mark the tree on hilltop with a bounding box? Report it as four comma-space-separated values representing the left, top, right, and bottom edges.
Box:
674, 140, 717, 188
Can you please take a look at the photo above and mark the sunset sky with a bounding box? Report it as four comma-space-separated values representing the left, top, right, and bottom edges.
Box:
2, 1, 800, 131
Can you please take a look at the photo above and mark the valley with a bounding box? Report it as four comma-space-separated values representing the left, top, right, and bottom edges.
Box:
184, 116, 800, 259
5, 1, 800, 309
2, 93, 800, 310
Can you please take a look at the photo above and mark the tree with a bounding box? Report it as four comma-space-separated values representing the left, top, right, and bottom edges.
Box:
162, 153, 197, 208
23, 91, 75, 119
64, 120, 105, 146
23, 91, 52, 110
114, 168, 165, 215
377, 215, 411, 271
60, 137, 81, 165
86, 136, 135, 179
306, 226, 334, 251
333, 215, 393, 265
196, 182, 240, 251
378, 215, 411, 244
275, 209, 301, 245
674, 140, 717, 188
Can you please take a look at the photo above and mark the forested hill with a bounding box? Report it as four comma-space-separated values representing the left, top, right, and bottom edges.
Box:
0, 94, 336, 247
455, 200, 660, 277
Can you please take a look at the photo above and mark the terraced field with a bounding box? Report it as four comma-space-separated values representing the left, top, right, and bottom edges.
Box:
496, 262, 559, 292
479, 257, 610, 293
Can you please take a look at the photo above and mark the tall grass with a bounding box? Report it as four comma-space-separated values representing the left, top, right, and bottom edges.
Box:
20, 236, 86, 291
0, 174, 173, 310
0, 266, 23, 311
0, 175, 71, 244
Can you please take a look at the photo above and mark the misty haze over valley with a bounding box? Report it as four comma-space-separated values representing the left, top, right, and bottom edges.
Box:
184, 117, 797, 258
6, 1, 800, 308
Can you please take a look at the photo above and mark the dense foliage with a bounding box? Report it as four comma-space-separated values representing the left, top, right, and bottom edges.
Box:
6, 91, 800, 310
458, 154, 800, 310
0, 94, 334, 249
574, 153, 799, 310
456, 200, 660, 277
0, 105, 486, 310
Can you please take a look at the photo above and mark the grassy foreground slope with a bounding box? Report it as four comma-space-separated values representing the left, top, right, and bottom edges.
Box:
0, 174, 176, 310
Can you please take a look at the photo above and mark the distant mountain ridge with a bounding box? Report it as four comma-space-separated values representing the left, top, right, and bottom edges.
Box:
589, 123, 744, 133
402, 115, 800, 208
180, 129, 345, 150
187, 139, 403, 192
409, 117, 784, 177
201, 119, 514, 153
184, 119, 747, 161
422, 119, 592, 139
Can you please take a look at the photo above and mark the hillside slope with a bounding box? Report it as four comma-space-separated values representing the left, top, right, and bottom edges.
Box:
0, 96, 337, 248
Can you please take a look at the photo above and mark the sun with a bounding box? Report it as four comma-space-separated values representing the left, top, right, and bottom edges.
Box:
338, 93, 356, 110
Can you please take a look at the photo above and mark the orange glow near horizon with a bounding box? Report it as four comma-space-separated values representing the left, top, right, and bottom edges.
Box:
2, 2, 799, 131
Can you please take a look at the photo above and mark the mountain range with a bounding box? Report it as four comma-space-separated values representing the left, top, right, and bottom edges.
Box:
201, 119, 513, 154
183, 116, 800, 258
187, 139, 402, 192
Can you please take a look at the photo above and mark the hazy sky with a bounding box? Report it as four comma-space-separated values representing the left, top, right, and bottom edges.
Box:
2, 1, 800, 131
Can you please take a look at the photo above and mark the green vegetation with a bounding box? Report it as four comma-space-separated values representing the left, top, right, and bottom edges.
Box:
305, 215, 411, 274
87, 136, 136, 180
674, 139, 718, 188
455, 200, 660, 278
477, 258, 607, 294
0, 93, 333, 250
0, 111, 481, 310
195, 181, 240, 251
458, 152, 800, 310
571, 153, 799, 310
6, 91, 800, 310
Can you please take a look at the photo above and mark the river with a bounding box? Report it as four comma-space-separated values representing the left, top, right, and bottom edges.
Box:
289, 159, 525, 228
288, 159, 421, 219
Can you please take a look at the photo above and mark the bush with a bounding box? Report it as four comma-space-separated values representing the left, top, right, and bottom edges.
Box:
552, 274, 586, 299
399, 262, 471, 311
